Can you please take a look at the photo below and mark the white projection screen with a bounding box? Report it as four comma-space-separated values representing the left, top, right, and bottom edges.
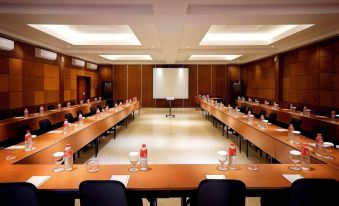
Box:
153, 68, 189, 99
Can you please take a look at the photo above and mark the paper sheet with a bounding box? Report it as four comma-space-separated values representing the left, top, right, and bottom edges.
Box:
275, 128, 288, 132
206, 175, 225, 180
47, 130, 63, 134
282, 174, 303, 183
110, 175, 130, 187
26, 176, 51, 188
6, 145, 25, 150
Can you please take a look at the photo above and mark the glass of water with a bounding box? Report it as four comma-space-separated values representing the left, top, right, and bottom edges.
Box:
52, 152, 64, 173
129, 152, 139, 172
289, 150, 301, 171
85, 158, 99, 173
217, 151, 228, 171
247, 157, 260, 171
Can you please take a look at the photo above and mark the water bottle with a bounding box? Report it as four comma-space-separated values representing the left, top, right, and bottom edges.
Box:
290, 104, 293, 111
140, 144, 148, 171
39, 106, 44, 114
63, 119, 69, 135
24, 130, 32, 152
80, 100, 83, 105
331, 111, 336, 122
228, 143, 236, 170
315, 133, 324, 156
24, 108, 29, 118
57, 103, 62, 110
301, 144, 310, 171
235, 106, 238, 117
67, 102, 71, 108
79, 114, 84, 126
99, 96, 102, 101
87, 99, 90, 104
64, 144, 73, 171
260, 115, 265, 128
288, 124, 294, 143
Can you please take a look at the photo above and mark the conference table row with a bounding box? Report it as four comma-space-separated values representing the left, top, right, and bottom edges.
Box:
0, 100, 107, 142
237, 99, 339, 140
196, 98, 339, 169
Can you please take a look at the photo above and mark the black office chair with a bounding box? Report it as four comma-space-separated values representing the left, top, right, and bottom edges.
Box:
268, 112, 278, 125
315, 110, 328, 116
247, 107, 253, 113
106, 99, 113, 108
38, 119, 53, 135
0, 182, 40, 206
77, 110, 83, 118
90, 106, 96, 114
97, 105, 103, 112
15, 124, 31, 142
0, 111, 8, 120
289, 118, 302, 131
310, 124, 329, 140
79, 180, 128, 206
47, 105, 55, 110
64, 113, 74, 123
12, 110, 24, 117
288, 179, 339, 206
192, 179, 246, 206
255, 109, 266, 119
36, 107, 41, 113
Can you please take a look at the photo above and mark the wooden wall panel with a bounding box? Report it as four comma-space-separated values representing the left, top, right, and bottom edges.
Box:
184, 65, 197, 107
127, 65, 141, 100
113, 65, 127, 102
211, 65, 226, 100
141, 65, 154, 107
197, 65, 212, 95
98, 65, 113, 99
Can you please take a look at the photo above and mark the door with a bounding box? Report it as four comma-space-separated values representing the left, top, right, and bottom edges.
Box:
77, 76, 90, 103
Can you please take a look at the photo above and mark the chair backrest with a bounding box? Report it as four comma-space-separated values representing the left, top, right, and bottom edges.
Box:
259, 110, 266, 118
312, 125, 329, 140
97, 105, 102, 112
90, 106, 96, 115
47, 105, 55, 110
77, 110, 83, 117
247, 107, 253, 113
0, 182, 40, 206
39, 119, 52, 134
268, 112, 277, 124
289, 118, 302, 131
288, 178, 339, 206
79, 180, 128, 206
64, 113, 74, 123
196, 179, 246, 206
15, 124, 31, 141
0, 112, 8, 120
12, 110, 24, 117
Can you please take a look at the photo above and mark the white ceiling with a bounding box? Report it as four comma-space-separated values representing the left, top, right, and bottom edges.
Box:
0, 0, 339, 64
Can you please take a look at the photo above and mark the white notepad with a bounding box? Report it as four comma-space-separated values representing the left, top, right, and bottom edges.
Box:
47, 130, 63, 134
282, 174, 304, 183
275, 128, 288, 132
110, 175, 130, 187
206, 175, 226, 179
26, 176, 51, 188
6, 145, 25, 150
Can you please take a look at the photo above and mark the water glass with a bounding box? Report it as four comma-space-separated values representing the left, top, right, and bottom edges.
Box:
217, 151, 228, 171
0, 147, 17, 160
247, 157, 260, 171
292, 131, 301, 144
129, 152, 139, 172
289, 150, 301, 171
85, 158, 99, 173
53, 152, 64, 172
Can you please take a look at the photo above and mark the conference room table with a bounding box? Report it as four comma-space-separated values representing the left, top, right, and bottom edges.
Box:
0, 100, 107, 142
237, 99, 339, 140
196, 98, 339, 169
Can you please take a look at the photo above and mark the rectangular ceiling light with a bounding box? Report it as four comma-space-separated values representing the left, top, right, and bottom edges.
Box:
35, 48, 57, 61
72, 58, 85, 67
87, 62, 98, 70
100, 55, 152, 61
200, 25, 314, 45
0, 37, 14, 51
189, 55, 241, 61
27, 24, 141, 45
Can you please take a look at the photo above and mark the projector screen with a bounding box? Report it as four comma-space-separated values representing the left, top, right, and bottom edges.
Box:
153, 68, 189, 99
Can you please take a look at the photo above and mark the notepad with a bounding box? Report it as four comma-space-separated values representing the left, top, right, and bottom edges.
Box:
282, 174, 303, 183
275, 128, 288, 132
47, 130, 63, 134
110, 175, 130, 187
26, 176, 51, 188
315, 115, 328, 118
6, 145, 25, 150
206, 175, 225, 180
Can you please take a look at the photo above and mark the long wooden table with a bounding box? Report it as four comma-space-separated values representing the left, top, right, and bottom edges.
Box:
0, 100, 106, 142
237, 100, 339, 140
198, 99, 339, 169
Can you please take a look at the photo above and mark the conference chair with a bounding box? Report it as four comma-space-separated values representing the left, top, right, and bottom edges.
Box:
288, 178, 339, 206
90, 106, 96, 115
64, 113, 74, 123
268, 112, 278, 125
79, 180, 128, 206
77, 110, 83, 119
47, 105, 55, 110
255, 109, 266, 119
0, 182, 40, 206
12, 110, 24, 117
38, 119, 53, 135
309, 124, 329, 140
0, 111, 7, 120
15, 124, 31, 142
247, 107, 253, 113
289, 118, 302, 131
97, 105, 102, 112
191, 179, 246, 206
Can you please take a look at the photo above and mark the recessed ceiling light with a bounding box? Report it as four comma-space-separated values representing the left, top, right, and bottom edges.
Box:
28, 24, 141, 45
189, 55, 241, 61
271, 45, 274, 48
186, 46, 190, 48
100, 54, 152, 61
200, 25, 313, 45
151, 46, 154, 48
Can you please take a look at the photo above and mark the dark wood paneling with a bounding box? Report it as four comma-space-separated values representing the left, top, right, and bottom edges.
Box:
197, 65, 211, 95
98, 65, 113, 98
184, 65, 197, 107
113, 65, 127, 102
211, 65, 226, 102
127, 65, 141, 100
141, 65, 154, 107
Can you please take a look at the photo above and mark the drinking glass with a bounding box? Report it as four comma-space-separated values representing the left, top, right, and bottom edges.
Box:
289, 150, 301, 171
247, 157, 260, 171
52, 152, 64, 172
0, 147, 16, 160
129, 152, 139, 172
322, 142, 334, 160
85, 158, 99, 173
217, 151, 228, 171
